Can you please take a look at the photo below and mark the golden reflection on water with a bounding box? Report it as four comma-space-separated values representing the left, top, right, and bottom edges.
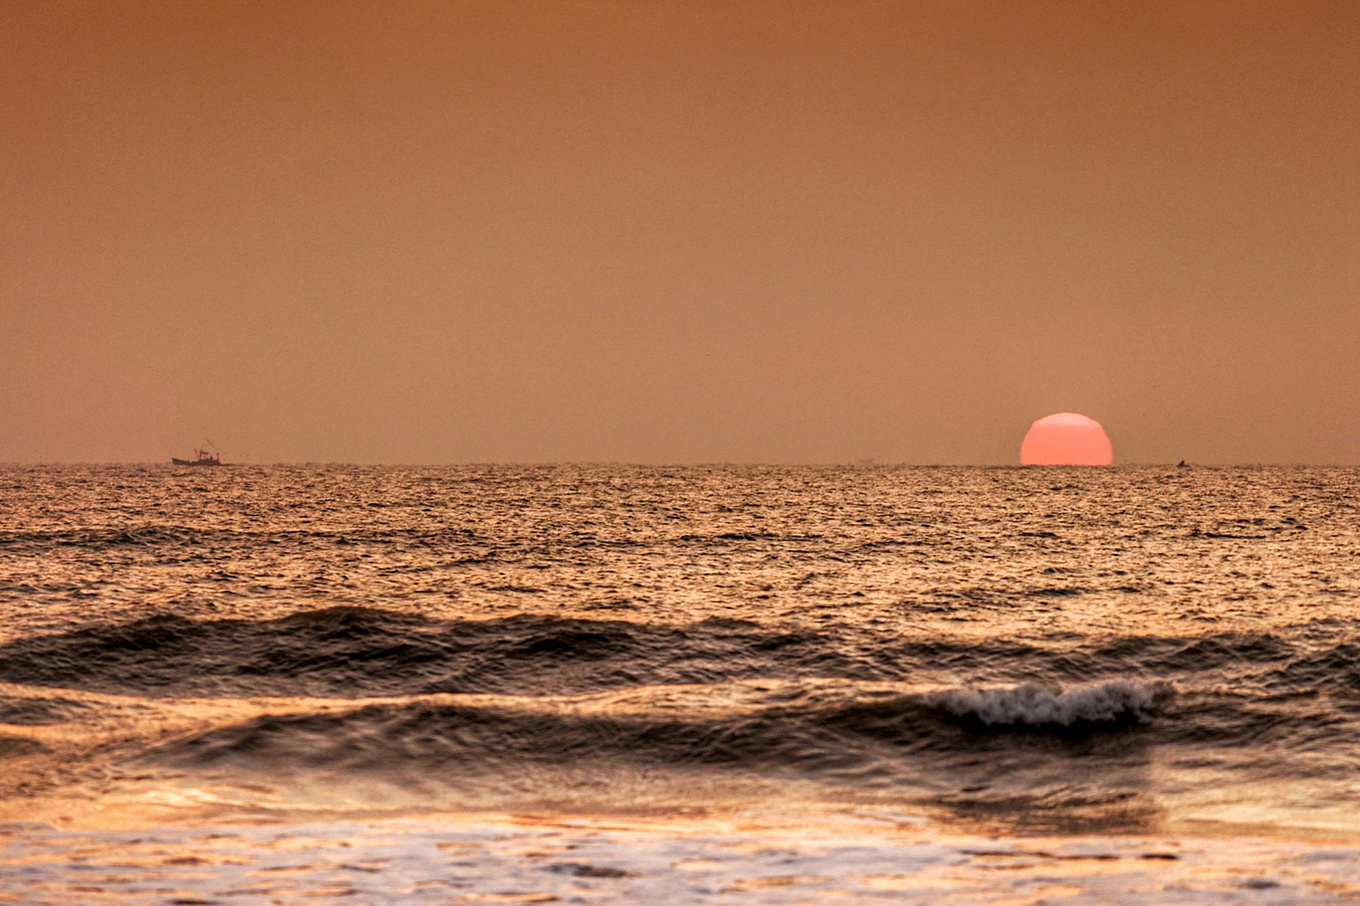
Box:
2, 465, 1359, 901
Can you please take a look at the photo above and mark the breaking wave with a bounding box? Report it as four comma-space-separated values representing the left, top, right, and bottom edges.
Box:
144, 679, 1172, 784
922, 680, 1174, 728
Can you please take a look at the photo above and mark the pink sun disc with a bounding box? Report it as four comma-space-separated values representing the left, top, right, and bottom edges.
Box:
1020, 413, 1113, 465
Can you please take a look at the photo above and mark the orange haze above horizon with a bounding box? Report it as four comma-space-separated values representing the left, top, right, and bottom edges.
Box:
2, 1, 1358, 464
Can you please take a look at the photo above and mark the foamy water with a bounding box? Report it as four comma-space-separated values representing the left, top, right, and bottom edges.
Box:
1, 464, 1358, 900
6, 815, 1360, 904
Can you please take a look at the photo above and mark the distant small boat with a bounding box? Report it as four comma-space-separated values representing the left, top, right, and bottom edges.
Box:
172, 449, 222, 466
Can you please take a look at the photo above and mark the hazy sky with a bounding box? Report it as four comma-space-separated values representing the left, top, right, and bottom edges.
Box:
4, 1, 1357, 464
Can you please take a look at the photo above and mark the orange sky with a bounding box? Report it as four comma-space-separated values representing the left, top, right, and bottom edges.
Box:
3, 1, 1357, 464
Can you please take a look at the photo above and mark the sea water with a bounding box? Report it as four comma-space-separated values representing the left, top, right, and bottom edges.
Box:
1, 464, 1358, 902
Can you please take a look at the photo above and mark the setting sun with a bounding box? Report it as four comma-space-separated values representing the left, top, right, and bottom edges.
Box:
2, 2, 1357, 902
1020, 412, 1113, 465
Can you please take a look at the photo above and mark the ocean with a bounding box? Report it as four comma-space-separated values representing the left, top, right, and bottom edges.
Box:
1, 463, 1358, 903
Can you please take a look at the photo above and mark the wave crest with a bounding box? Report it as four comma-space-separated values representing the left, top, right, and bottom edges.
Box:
923, 680, 1173, 727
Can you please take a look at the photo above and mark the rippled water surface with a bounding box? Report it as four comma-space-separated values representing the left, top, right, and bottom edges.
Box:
1, 464, 1358, 900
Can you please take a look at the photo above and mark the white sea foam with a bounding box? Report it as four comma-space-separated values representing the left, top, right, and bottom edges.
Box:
2, 816, 1355, 905
924, 680, 1172, 727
